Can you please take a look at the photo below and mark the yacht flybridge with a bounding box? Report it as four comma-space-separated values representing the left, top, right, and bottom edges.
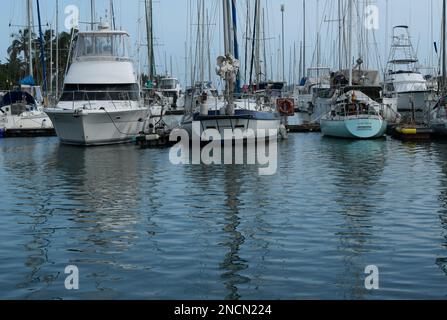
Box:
45, 22, 148, 146
383, 26, 434, 123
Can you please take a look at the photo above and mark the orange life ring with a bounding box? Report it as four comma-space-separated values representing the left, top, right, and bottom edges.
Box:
277, 99, 295, 116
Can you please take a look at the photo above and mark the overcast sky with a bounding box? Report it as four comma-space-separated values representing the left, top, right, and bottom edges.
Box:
0, 0, 443, 85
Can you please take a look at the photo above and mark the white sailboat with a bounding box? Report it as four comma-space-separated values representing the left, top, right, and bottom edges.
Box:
181, 0, 280, 142
45, 19, 148, 146
0, 89, 53, 137
1, 0, 53, 137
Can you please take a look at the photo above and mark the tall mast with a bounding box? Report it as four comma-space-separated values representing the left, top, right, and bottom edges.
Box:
302, 0, 306, 79
316, 0, 320, 69
338, 0, 342, 70
207, 9, 211, 81
27, 0, 33, 78
262, 7, 268, 81
255, 0, 261, 83
90, 0, 95, 31
50, 22, 53, 95
249, 0, 259, 86
348, 0, 353, 86
223, 0, 229, 55
281, 4, 285, 83
200, 0, 205, 83
110, 0, 116, 30
231, 0, 240, 91
244, 0, 250, 83
385, 0, 389, 63
293, 42, 296, 85
55, 0, 59, 97
36, 0, 47, 96
145, 0, 155, 81
442, 0, 446, 93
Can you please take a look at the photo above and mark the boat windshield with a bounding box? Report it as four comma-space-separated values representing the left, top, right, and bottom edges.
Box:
75, 33, 129, 59
160, 79, 178, 90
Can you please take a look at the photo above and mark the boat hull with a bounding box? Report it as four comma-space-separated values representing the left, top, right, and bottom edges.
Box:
45, 108, 148, 146
182, 110, 281, 141
0, 113, 53, 130
395, 91, 431, 112
321, 117, 387, 139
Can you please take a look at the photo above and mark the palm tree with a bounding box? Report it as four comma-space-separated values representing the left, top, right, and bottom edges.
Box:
8, 28, 37, 77
4, 28, 76, 92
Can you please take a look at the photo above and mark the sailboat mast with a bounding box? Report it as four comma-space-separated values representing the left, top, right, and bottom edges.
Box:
262, 7, 268, 81
145, 0, 154, 81
281, 4, 285, 83
244, 0, 250, 84
200, 0, 205, 83
255, 0, 261, 83
56, 0, 59, 97
338, 0, 342, 70
231, 0, 240, 91
26, 0, 33, 78
36, 0, 47, 96
90, 0, 95, 30
348, 0, 353, 86
302, 0, 306, 80
110, 0, 116, 30
443, 0, 446, 93
223, 0, 229, 55
207, 9, 211, 81
249, 0, 259, 87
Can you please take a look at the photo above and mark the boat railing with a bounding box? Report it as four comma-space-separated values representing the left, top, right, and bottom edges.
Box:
335, 103, 382, 119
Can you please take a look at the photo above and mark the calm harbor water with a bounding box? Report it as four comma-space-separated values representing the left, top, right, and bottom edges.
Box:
1, 134, 447, 300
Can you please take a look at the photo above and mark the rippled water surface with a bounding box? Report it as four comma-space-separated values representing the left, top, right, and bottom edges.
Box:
1, 134, 447, 299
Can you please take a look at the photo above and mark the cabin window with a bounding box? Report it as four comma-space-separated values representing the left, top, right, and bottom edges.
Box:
160, 79, 177, 90
60, 84, 140, 101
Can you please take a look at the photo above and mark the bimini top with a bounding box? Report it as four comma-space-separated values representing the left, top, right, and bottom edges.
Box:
0, 91, 36, 108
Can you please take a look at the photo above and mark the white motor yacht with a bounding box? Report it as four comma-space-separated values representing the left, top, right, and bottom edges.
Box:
45, 23, 148, 146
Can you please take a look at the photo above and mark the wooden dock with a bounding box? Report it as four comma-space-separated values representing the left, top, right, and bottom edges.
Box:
2, 128, 56, 138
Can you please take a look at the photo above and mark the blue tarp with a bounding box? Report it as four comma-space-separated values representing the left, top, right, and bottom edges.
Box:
20, 76, 36, 86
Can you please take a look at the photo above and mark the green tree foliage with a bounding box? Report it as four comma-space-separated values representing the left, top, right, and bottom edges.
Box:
1, 28, 75, 92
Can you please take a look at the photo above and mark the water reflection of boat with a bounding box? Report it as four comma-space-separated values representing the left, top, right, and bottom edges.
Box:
51, 144, 144, 294
432, 143, 447, 279
321, 138, 387, 299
